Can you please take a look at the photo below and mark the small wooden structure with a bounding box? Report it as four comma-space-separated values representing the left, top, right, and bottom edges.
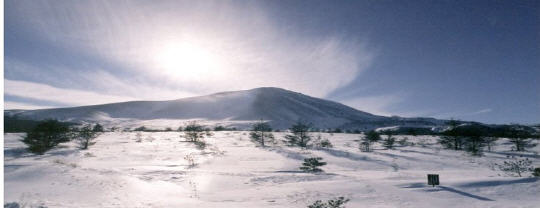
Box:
427, 174, 439, 187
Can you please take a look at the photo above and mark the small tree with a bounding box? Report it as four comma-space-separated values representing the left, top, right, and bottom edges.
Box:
250, 120, 274, 147
110, 126, 119, 132
439, 135, 465, 150
184, 121, 205, 142
439, 119, 465, 150
462, 128, 485, 156
326, 197, 350, 208
135, 132, 143, 142
465, 136, 485, 156
360, 131, 380, 152
506, 127, 536, 151
300, 157, 327, 172
533, 167, 540, 177
22, 120, 71, 154
184, 153, 197, 168
284, 121, 312, 148
398, 137, 409, 147
204, 128, 214, 137
497, 158, 533, 177
314, 134, 333, 149
483, 137, 498, 152
308, 197, 350, 208
92, 123, 104, 132
382, 133, 396, 149
75, 124, 99, 149
194, 140, 207, 150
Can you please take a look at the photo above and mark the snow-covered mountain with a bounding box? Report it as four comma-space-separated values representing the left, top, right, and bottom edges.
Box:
5, 87, 445, 130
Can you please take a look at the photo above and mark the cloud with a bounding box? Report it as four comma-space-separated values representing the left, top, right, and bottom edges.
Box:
4, 79, 136, 107
338, 94, 404, 116
80, 70, 197, 101
471, 108, 493, 115
5, 0, 374, 102
429, 108, 494, 120
4, 101, 55, 110
5, 57, 197, 101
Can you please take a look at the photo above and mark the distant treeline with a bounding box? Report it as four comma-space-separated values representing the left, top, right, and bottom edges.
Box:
445, 123, 539, 138
377, 124, 538, 138
4, 115, 538, 139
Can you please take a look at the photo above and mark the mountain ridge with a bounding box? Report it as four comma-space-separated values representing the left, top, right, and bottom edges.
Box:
5, 87, 446, 130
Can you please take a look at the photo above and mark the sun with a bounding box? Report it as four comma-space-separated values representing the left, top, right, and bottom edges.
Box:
154, 41, 218, 79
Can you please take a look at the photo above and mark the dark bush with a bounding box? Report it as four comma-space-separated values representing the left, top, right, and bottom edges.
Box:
134, 126, 147, 131
184, 121, 205, 142
300, 157, 327, 172
92, 123, 104, 132
359, 131, 380, 152
308, 197, 350, 208
22, 120, 71, 154
532, 167, 540, 177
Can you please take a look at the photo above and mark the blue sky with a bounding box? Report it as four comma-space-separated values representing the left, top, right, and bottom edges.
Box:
4, 0, 539, 124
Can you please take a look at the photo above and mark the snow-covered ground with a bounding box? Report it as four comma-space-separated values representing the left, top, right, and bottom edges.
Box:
4, 132, 540, 207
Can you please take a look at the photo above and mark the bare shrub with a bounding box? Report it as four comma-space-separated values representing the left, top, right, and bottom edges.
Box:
497, 157, 533, 177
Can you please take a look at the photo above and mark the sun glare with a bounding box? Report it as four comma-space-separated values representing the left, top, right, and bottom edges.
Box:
154, 41, 219, 79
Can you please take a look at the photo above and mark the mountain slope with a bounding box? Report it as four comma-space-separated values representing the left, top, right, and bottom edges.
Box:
5, 87, 444, 129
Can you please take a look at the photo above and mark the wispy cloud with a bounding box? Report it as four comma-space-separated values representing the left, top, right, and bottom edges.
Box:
461, 108, 492, 117
4, 101, 55, 110
4, 58, 197, 102
4, 79, 136, 107
470, 108, 493, 115
429, 108, 494, 120
5, 0, 375, 105
338, 94, 404, 116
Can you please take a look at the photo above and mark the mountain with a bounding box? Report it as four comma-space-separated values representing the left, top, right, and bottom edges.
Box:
5, 87, 447, 130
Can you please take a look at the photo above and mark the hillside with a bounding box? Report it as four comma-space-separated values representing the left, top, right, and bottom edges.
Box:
5, 87, 445, 130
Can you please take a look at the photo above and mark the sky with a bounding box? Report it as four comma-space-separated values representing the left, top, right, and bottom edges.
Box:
4, 0, 539, 124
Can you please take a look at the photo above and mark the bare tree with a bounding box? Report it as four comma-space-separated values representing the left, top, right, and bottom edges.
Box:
506, 126, 536, 151
313, 134, 333, 149
483, 137, 498, 152
439, 119, 465, 150
249, 120, 274, 147
497, 158, 533, 177
382, 131, 396, 149
76, 124, 99, 149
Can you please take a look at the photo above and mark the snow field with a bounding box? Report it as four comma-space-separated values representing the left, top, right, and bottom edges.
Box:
4, 132, 540, 207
